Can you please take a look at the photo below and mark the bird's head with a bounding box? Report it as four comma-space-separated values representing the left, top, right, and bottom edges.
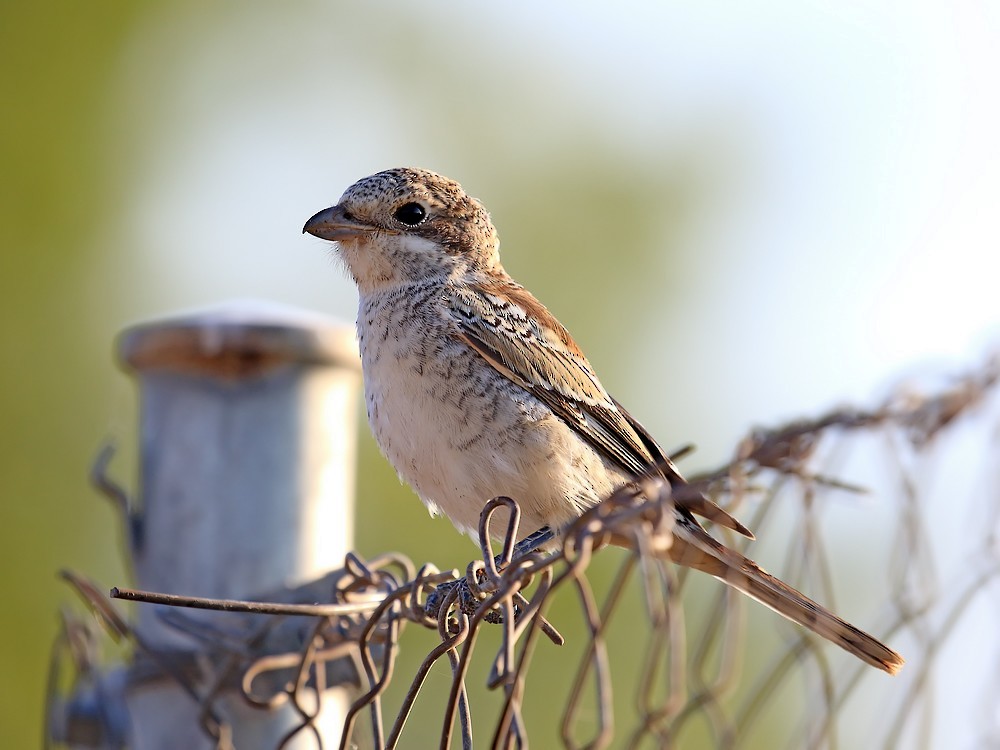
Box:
303, 168, 501, 293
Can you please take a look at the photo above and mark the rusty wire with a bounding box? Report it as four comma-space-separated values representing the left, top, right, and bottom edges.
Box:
51, 354, 1000, 749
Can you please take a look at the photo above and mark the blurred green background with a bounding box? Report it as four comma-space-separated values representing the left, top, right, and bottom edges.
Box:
3, 1, 998, 747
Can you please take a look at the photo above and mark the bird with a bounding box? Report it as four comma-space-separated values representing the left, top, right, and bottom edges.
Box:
303, 167, 904, 675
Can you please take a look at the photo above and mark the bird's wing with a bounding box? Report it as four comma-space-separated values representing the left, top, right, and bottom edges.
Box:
450, 281, 903, 673
449, 279, 751, 537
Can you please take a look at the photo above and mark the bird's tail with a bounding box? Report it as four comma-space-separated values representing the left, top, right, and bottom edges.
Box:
668, 518, 904, 675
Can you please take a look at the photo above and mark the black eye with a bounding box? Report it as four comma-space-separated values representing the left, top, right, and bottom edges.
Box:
393, 202, 427, 226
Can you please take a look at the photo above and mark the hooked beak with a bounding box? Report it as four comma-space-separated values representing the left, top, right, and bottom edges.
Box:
302, 205, 376, 241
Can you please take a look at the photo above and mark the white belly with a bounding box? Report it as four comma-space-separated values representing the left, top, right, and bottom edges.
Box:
357, 288, 624, 538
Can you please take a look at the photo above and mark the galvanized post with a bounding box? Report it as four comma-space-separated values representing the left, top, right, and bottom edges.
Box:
116, 300, 360, 748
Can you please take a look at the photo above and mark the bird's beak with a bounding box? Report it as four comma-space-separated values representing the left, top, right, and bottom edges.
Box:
302, 205, 374, 241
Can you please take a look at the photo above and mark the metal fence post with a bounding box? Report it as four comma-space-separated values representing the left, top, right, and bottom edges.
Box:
116, 300, 360, 748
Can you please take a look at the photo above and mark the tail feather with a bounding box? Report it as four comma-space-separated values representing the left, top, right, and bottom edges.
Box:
669, 517, 904, 675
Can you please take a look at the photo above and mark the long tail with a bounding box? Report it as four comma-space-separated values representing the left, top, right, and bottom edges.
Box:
668, 516, 904, 675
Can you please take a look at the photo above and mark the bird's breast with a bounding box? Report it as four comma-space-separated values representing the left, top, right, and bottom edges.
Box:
355, 286, 622, 537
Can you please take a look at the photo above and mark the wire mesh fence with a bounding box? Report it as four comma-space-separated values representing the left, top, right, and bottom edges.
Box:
50, 354, 1000, 749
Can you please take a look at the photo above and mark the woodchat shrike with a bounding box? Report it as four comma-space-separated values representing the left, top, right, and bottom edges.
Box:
304, 167, 903, 674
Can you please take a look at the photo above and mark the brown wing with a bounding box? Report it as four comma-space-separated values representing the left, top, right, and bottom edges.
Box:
449, 279, 752, 538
